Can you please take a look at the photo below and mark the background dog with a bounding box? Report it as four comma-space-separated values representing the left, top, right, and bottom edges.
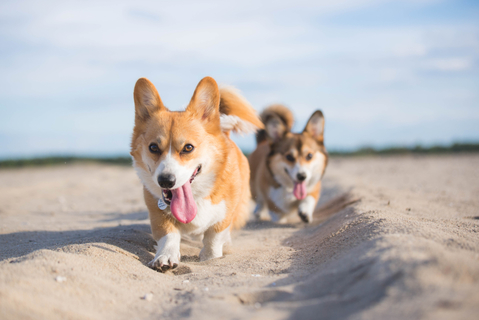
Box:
130, 77, 262, 271
249, 105, 328, 223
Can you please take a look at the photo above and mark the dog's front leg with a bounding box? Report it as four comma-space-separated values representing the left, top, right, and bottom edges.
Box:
144, 188, 181, 271
298, 195, 315, 223
199, 226, 231, 261
149, 232, 181, 271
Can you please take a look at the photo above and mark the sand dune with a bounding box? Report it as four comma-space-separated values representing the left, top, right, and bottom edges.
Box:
1, 155, 478, 319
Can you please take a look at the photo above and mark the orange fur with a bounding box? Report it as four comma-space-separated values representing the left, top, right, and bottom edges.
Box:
249, 106, 328, 223
131, 77, 261, 266
256, 104, 294, 144
219, 87, 264, 132
260, 104, 294, 131
144, 187, 178, 240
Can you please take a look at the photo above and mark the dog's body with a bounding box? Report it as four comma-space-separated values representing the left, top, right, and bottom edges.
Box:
131, 77, 262, 271
249, 105, 328, 223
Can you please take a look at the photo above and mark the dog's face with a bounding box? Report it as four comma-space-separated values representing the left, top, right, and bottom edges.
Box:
131, 77, 224, 223
266, 111, 328, 199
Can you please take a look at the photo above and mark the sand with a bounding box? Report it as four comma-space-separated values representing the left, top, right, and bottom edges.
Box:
0, 155, 478, 319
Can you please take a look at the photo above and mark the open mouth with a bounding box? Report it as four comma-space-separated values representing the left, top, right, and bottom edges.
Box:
284, 168, 307, 200
162, 165, 201, 205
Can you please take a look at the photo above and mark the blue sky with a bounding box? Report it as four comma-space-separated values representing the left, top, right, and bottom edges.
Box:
0, 0, 478, 158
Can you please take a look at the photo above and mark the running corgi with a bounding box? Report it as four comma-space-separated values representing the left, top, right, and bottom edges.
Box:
249, 105, 328, 223
131, 77, 263, 271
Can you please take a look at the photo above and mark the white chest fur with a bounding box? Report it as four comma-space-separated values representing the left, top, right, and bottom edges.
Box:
268, 186, 298, 216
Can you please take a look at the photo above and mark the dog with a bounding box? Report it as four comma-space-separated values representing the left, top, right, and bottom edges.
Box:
249, 104, 328, 223
130, 77, 263, 271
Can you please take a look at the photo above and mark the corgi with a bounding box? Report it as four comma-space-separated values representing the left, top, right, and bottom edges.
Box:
249, 105, 328, 223
130, 77, 263, 271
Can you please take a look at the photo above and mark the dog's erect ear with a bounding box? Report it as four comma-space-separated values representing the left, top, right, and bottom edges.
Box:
264, 114, 288, 142
303, 110, 325, 143
134, 78, 167, 121
187, 77, 220, 121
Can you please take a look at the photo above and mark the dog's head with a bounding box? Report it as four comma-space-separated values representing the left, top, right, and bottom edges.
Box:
265, 110, 328, 199
130, 77, 224, 223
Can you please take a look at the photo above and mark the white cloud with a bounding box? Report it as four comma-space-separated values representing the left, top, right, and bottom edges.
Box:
423, 57, 473, 71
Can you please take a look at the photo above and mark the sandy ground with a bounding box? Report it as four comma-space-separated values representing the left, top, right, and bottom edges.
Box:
0, 155, 478, 320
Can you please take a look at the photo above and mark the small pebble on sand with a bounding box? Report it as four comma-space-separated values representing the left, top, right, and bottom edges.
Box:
141, 293, 153, 301
55, 276, 67, 283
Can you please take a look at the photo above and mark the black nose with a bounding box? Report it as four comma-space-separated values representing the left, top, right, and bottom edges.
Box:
158, 173, 176, 189
297, 172, 307, 181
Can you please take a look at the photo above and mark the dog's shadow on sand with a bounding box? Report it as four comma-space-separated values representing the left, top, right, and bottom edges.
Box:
0, 220, 157, 266
244, 220, 298, 230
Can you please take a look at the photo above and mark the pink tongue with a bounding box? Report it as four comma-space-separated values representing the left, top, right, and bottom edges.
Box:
170, 180, 197, 224
293, 181, 307, 200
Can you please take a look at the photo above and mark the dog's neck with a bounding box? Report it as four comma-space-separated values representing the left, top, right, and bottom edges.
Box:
265, 156, 281, 189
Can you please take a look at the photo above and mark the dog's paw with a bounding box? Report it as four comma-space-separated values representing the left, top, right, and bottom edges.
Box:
298, 195, 315, 224
199, 227, 230, 261
148, 251, 180, 272
199, 248, 222, 261
149, 233, 181, 272
298, 210, 312, 223
253, 203, 263, 220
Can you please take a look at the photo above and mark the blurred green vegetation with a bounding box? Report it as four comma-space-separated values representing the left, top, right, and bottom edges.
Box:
1, 143, 478, 169
328, 142, 479, 156
0, 156, 132, 169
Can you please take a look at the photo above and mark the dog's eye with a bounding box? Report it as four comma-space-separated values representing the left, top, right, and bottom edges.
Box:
306, 153, 313, 161
149, 143, 161, 154
285, 154, 295, 162
182, 144, 194, 153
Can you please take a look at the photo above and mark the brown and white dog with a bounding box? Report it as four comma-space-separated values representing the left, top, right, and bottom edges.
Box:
130, 77, 263, 271
249, 105, 328, 223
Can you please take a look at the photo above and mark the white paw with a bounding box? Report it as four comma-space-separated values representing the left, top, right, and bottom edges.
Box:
199, 247, 222, 261
277, 216, 289, 224
149, 233, 181, 272
148, 250, 180, 271
298, 195, 315, 223
253, 203, 263, 220
199, 227, 230, 261
298, 210, 313, 223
